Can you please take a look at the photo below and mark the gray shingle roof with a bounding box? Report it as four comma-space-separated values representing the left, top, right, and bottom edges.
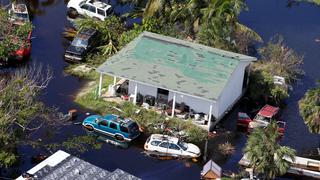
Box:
32, 155, 140, 180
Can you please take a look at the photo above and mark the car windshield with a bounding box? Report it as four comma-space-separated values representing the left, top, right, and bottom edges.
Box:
128, 122, 139, 133
177, 141, 188, 151
14, 13, 28, 20
106, 8, 112, 15
95, 117, 103, 124
71, 38, 88, 48
255, 114, 270, 122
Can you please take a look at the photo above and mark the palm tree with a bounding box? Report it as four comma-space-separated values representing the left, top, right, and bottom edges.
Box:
170, 0, 203, 34
244, 122, 296, 179
299, 82, 320, 134
125, 0, 175, 20
72, 16, 125, 56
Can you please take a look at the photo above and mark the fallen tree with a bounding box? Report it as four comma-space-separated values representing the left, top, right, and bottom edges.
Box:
0, 64, 65, 167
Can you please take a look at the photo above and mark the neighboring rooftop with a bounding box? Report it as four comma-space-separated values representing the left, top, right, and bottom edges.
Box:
16, 150, 141, 180
201, 160, 222, 179
97, 31, 256, 101
257, 104, 279, 118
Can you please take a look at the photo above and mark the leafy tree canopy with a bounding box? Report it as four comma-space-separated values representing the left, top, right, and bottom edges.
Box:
299, 82, 320, 134
0, 8, 33, 61
0, 65, 57, 167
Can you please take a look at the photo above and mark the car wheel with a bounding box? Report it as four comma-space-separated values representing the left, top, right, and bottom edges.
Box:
84, 125, 94, 131
114, 134, 125, 142
93, 17, 100, 21
68, 8, 78, 18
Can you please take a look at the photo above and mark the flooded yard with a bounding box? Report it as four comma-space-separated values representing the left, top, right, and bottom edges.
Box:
1, 0, 320, 179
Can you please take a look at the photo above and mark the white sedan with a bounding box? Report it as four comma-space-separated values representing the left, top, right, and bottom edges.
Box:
144, 134, 201, 158
67, 0, 112, 21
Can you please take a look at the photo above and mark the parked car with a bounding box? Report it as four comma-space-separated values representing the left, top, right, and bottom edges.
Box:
6, 3, 32, 62
237, 105, 286, 135
82, 114, 140, 142
8, 3, 30, 25
144, 134, 201, 158
67, 0, 112, 21
64, 28, 99, 62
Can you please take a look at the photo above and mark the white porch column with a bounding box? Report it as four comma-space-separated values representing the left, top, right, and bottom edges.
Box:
208, 104, 213, 131
246, 64, 252, 86
133, 82, 138, 104
171, 92, 176, 118
113, 76, 117, 86
98, 73, 103, 97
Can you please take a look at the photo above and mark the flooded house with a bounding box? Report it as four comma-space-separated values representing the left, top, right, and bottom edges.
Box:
96, 32, 256, 131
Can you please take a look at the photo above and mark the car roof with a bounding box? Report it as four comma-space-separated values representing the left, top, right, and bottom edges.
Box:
76, 28, 97, 40
257, 104, 279, 118
102, 114, 133, 127
12, 3, 28, 14
87, 0, 111, 10
150, 134, 179, 144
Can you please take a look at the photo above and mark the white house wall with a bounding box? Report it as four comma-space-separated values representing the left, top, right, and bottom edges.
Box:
218, 61, 251, 118
128, 81, 218, 118
128, 81, 158, 97
127, 61, 251, 121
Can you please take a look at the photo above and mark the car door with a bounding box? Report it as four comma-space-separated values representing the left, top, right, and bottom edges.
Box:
168, 143, 182, 156
158, 142, 170, 154
80, 4, 96, 17
108, 122, 118, 135
97, 120, 108, 134
97, 8, 105, 20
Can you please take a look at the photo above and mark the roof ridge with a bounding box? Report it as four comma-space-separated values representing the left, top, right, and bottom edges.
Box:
140, 31, 256, 62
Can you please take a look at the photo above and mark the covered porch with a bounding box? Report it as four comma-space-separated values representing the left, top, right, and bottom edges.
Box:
97, 73, 218, 131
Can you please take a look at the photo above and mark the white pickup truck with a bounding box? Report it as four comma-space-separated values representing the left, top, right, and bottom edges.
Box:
67, 0, 112, 21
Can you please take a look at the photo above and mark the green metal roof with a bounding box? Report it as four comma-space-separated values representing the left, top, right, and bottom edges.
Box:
97, 31, 256, 101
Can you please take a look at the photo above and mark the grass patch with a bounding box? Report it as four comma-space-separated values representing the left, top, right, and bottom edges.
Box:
64, 64, 99, 80
300, 0, 320, 5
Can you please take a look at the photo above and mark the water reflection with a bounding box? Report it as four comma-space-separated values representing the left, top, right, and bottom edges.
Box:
86, 130, 130, 149
27, 0, 63, 16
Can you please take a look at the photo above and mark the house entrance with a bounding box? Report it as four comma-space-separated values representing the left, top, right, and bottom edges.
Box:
157, 88, 169, 105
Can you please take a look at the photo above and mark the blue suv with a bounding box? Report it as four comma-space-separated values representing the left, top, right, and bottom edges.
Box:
82, 114, 140, 142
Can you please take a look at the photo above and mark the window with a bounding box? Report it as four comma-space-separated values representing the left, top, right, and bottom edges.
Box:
97, 9, 105, 16
120, 126, 128, 133
109, 122, 117, 130
88, 5, 96, 13
177, 141, 188, 151
159, 142, 169, 148
151, 141, 161, 146
99, 120, 108, 126
71, 38, 88, 48
81, 4, 89, 10
106, 8, 112, 15
169, 143, 181, 150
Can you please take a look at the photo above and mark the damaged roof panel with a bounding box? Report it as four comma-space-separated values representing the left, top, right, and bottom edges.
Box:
97, 31, 256, 100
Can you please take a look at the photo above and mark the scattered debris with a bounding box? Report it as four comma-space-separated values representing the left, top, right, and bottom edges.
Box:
72, 65, 93, 73
68, 109, 78, 119
218, 142, 235, 156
